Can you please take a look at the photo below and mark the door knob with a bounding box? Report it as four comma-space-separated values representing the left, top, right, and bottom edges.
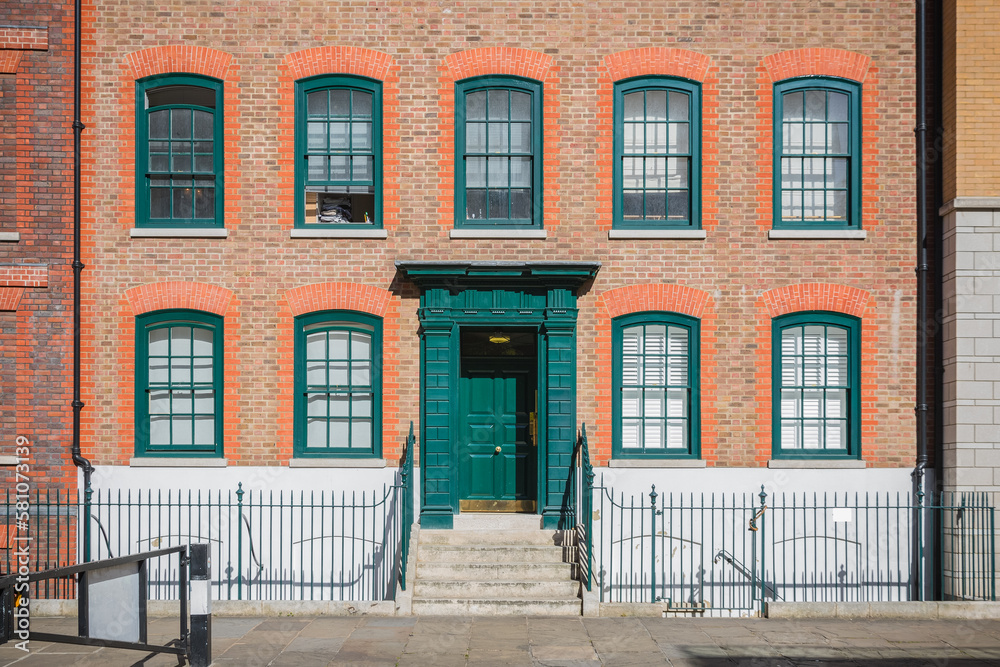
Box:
495, 446, 501, 454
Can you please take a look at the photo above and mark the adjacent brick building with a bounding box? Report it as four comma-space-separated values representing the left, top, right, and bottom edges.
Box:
79, 1, 916, 533
1, 8, 76, 490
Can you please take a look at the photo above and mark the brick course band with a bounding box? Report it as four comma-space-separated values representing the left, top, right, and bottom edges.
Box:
0, 265, 47, 287
0, 27, 48, 52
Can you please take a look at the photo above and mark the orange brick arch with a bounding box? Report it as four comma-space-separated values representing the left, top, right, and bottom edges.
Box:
444, 47, 553, 82
761, 283, 871, 318
762, 48, 872, 84
124, 45, 233, 81
282, 47, 396, 82
600, 283, 711, 319
125, 281, 234, 316
603, 48, 712, 83
283, 282, 393, 318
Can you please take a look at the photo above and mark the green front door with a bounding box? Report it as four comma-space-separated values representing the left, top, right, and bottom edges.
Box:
458, 356, 537, 511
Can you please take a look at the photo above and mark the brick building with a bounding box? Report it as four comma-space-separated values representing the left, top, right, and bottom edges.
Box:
79, 0, 916, 579
1, 9, 76, 490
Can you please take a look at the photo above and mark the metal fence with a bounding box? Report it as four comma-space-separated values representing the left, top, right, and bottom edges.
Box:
586, 481, 996, 615
2, 426, 416, 602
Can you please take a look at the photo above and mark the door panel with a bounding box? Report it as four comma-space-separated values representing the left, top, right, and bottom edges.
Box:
459, 358, 536, 506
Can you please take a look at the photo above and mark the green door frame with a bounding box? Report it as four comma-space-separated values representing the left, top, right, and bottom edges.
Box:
396, 261, 600, 530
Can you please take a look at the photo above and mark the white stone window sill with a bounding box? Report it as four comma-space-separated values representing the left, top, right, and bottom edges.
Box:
609, 459, 707, 468
767, 459, 866, 469
0, 455, 20, 466
609, 230, 707, 240
288, 458, 387, 468
450, 229, 548, 239
130, 457, 229, 467
131, 228, 229, 238
768, 229, 867, 240
0, 232, 20, 242
290, 228, 388, 239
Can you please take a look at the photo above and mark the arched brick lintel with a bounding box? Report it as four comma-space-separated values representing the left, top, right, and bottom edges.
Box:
125, 281, 234, 317
761, 283, 871, 319
444, 47, 553, 82
282, 47, 396, 82
601, 283, 711, 320
284, 282, 392, 318
603, 48, 712, 82
124, 45, 234, 81
762, 48, 872, 83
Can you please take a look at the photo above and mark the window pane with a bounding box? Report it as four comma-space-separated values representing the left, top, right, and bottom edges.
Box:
353, 91, 372, 117
149, 110, 169, 139
510, 91, 531, 120
828, 92, 849, 122
832, 158, 848, 189
622, 327, 642, 355
150, 154, 169, 172
646, 327, 666, 354
622, 388, 641, 417
667, 158, 688, 188
149, 358, 169, 384
194, 390, 214, 413
330, 89, 350, 117
802, 421, 822, 449
666, 388, 687, 418
488, 123, 508, 153
648, 123, 667, 153
781, 420, 800, 449
646, 158, 666, 189
330, 393, 349, 417
352, 332, 371, 359
352, 360, 371, 386
466, 157, 486, 188
488, 156, 508, 187
352, 122, 372, 151
466, 189, 486, 220
308, 156, 326, 181
782, 158, 802, 189
802, 388, 823, 418
826, 420, 846, 449
510, 189, 532, 219
329, 330, 349, 358
467, 122, 487, 153
307, 122, 326, 150
193, 357, 213, 383
329, 419, 349, 446
355, 394, 372, 418
667, 191, 689, 220
783, 91, 803, 121
623, 92, 643, 121
826, 389, 846, 418
488, 90, 508, 120
784, 123, 803, 153
193, 110, 213, 140
643, 420, 664, 449
510, 157, 531, 187
665, 420, 687, 449
805, 123, 825, 154
667, 356, 687, 385
646, 90, 667, 121
669, 123, 689, 154
149, 416, 171, 445
307, 90, 327, 117
805, 90, 826, 121
329, 122, 349, 150
352, 421, 372, 450
149, 390, 170, 414
172, 154, 192, 173
669, 91, 689, 121
511, 123, 531, 153
780, 389, 800, 418
623, 123, 643, 154
623, 191, 643, 219
329, 361, 349, 385
645, 191, 666, 219
830, 191, 847, 220
307, 394, 327, 417
644, 355, 666, 385
307, 361, 325, 386
622, 356, 641, 385
194, 416, 214, 445
172, 187, 193, 219
194, 187, 214, 218
173, 417, 193, 445
353, 156, 373, 181
307, 418, 326, 447
622, 420, 641, 449
466, 91, 486, 120
488, 189, 508, 219
149, 328, 169, 355
330, 155, 349, 179
150, 188, 170, 218
171, 109, 192, 139
829, 123, 849, 153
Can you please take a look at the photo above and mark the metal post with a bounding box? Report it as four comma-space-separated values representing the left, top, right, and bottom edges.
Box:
758, 485, 767, 612
916, 489, 924, 601
189, 544, 212, 667
650, 485, 657, 602
236, 483, 244, 600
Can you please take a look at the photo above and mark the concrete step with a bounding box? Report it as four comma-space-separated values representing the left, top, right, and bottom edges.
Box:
452, 513, 543, 530
414, 579, 580, 599
411, 597, 582, 616
416, 543, 570, 564
419, 529, 566, 546
415, 560, 575, 580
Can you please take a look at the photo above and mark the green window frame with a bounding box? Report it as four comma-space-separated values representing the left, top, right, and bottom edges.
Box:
613, 77, 701, 229
772, 311, 861, 459
612, 312, 700, 459
773, 77, 862, 229
295, 75, 382, 228
455, 76, 543, 228
135, 310, 223, 457
136, 74, 224, 228
293, 311, 382, 458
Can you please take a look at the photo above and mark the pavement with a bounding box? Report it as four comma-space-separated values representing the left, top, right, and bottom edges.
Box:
5, 615, 1000, 666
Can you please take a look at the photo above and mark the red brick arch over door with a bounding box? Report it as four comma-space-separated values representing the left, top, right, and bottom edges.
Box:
752, 283, 876, 465
589, 284, 718, 466
276, 282, 401, 463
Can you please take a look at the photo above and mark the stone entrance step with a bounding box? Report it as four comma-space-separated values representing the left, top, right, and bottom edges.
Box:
411, 517, 582, 616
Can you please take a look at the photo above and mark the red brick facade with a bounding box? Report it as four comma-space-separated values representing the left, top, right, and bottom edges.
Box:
1, 0, 76, 492
80, 2, 916, 474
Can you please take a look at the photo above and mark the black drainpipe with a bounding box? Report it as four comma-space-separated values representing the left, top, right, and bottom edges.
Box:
71, 0, 93, 562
